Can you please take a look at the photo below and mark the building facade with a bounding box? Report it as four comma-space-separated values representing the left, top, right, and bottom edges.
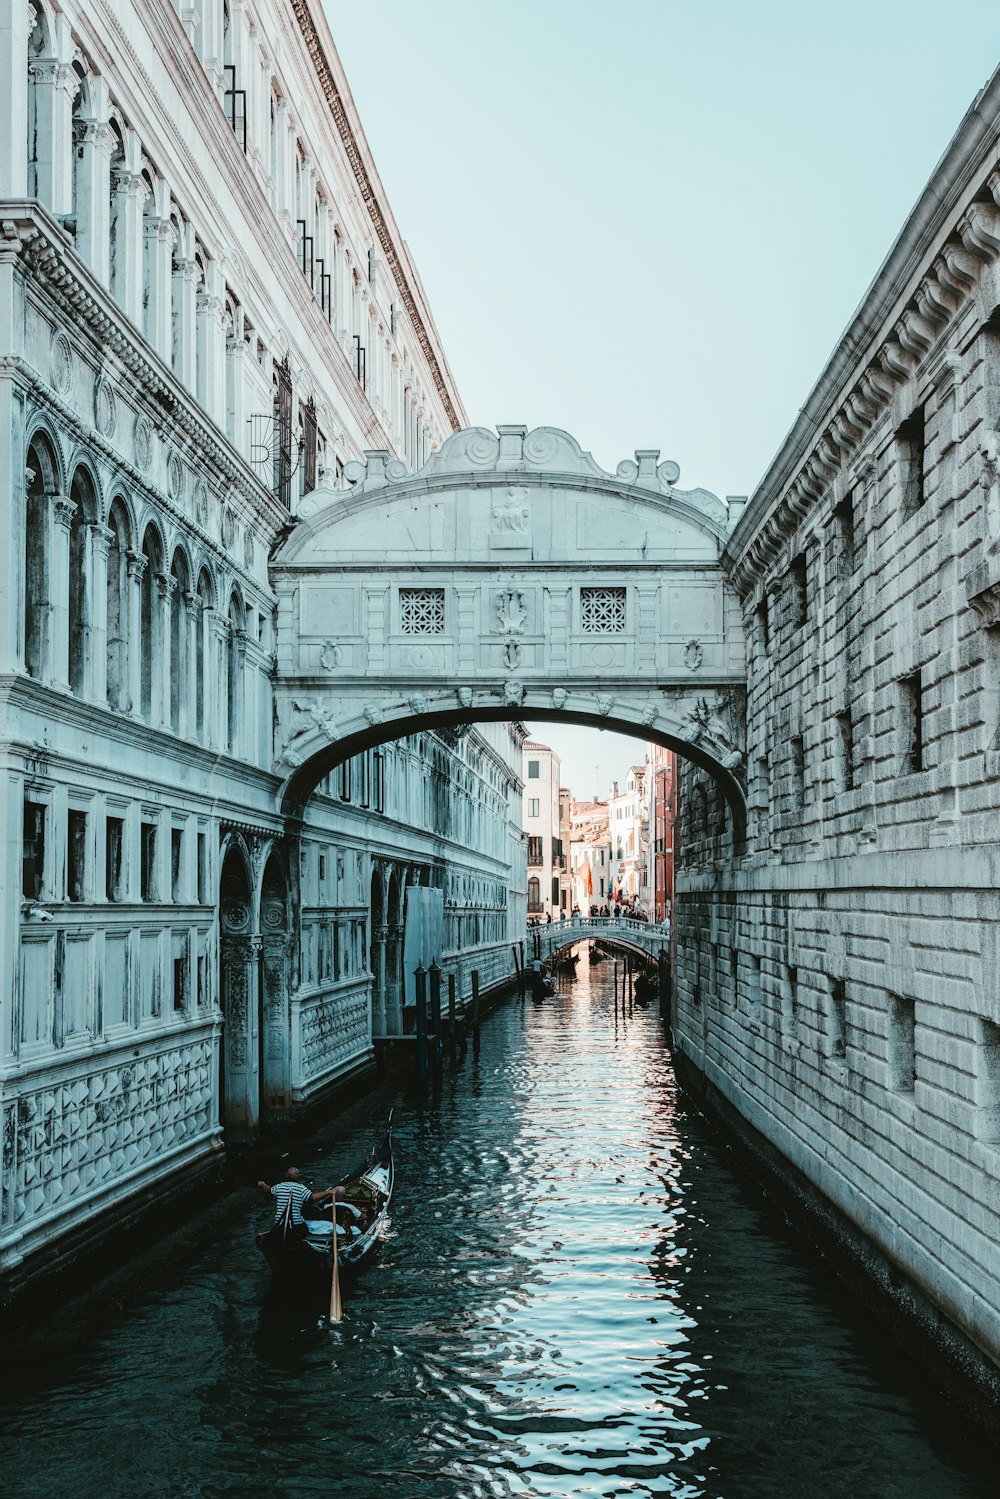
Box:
647, 745, 677, 924
0, 0, 523, 1282
607, 766, 648, 911
673, 68, 1000, 1383
568, 797, 611, 912
522, 740, 563, 918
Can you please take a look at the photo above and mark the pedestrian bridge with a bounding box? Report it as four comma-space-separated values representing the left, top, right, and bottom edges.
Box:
531, 916, 670, 964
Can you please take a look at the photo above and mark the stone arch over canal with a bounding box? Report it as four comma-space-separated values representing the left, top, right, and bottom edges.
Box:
270, 425, 749, 836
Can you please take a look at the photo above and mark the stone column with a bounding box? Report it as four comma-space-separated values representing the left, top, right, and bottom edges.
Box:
196, 267, 225, 418
184, 591, 199, 742
155, 572, 175, 730
209, 610, 230, 750
125, 549, 146, 718
375, 927, 388, 1037
146, 216, 175, 361
28, 58, 73, 214
75, 117, 114, 284
50, 495, 75, 690
226, 332, 248, 457
0, 3, 29, 198
88, 523, 113, 704
121, 170, 147, 325
173, 256, 199, 390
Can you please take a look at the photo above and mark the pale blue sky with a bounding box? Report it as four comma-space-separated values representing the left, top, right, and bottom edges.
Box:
324, 0, 1000, 797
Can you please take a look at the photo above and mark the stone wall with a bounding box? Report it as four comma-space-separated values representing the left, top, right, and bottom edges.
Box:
674, 68, 1000, 1375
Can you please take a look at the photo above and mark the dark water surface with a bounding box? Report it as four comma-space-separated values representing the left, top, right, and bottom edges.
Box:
1, 952, 997, 1498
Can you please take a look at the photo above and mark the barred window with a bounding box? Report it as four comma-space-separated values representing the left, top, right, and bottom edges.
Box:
400, 587, 446, 634
580, 586, 626, 633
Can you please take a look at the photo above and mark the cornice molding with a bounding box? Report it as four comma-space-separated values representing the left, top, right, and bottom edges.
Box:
289, 0, 463, 433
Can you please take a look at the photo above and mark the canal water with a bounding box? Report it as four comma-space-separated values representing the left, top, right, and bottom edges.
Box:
1, 950, 997, 1498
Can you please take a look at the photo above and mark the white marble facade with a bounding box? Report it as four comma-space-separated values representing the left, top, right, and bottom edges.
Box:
0, 0, 522, 1278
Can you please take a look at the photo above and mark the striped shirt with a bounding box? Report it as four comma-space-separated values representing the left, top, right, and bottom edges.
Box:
271, 1180, 312, 1226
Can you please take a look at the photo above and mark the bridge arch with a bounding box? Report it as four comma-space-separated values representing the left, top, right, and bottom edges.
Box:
270, 424, 748, 836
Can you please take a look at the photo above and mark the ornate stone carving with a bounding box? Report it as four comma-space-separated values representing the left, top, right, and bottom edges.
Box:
641, 702, 658, 727
133, 414, 153, 471
363, 703, 383, 726
192, 480, 208, 528
502, 679, 524, 706
166, 451, 184, 501
320, 640, 343, 671
94, 374, 116, 437
492, 487, 530, 534
683, 693, 744, 766
596, 693, 615, 716
243, 529, 255, 570
50, 331, 72, 396
503, 640, 522, 670
221, 506, 236, 550
282, 698, 338, 764
981, 433, 1000, 547
684, 638, 704, 671
457, 687, 473, 708
408, 692, 428, 715
551, 687, 568, 709
496, 588, 527, 634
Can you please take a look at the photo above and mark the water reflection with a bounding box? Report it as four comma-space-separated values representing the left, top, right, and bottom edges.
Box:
0, 946, 996, 1498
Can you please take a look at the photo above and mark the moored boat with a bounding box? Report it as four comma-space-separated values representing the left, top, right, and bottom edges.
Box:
257, 1115, 394, 1280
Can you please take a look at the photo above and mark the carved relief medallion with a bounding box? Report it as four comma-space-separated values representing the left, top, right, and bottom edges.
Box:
221, 506, 236, 550
94, 374, 116, 437
167, 451, 184, 501
133, 414, 153, 471
496, 588, 527, 634
320, 640, 343, 671
50, 332, 72, 396
192, 480, 209, 528
684, 638, 704, 671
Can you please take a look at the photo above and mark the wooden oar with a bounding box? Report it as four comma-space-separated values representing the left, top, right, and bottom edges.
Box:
329, 1197, 343, 1324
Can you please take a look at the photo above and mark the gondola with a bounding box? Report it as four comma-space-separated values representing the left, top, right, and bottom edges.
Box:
257, 1114, 394, 1280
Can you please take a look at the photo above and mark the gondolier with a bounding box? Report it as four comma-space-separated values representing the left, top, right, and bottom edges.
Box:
257, 1166, 335, 1239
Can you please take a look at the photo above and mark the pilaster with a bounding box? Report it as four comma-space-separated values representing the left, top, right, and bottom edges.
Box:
75, 116, 115, 285
125, 549, 146, 717
50, 494, 75, 690
155, 572, 176, 730
0, 0, 29, 197
88, 523, 113, 704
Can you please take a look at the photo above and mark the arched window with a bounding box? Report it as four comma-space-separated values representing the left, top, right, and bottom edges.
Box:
139, 524, 162, 721
106, 500, 130, 711
68, 466, 97, 695
169, 548, 189, 733
226, 592, 241, 752
24, 432, 58, 678
527, 876, 540, 913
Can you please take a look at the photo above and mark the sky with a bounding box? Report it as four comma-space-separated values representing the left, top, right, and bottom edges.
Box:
324, 0, 1000, 798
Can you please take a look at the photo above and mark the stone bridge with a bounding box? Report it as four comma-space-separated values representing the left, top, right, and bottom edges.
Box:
530, 916, 671, 965
270, 424, 748, 836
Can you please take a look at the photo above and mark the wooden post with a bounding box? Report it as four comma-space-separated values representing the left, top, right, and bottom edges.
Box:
429, 961, 443, 1073
329, 1203, 342, 1324
415, 962, 428, 1083
471, 967, 481, 1058
447, 971, 456, 1052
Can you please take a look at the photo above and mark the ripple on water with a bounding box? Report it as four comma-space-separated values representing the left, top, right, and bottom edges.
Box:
0, 958, 997, 1499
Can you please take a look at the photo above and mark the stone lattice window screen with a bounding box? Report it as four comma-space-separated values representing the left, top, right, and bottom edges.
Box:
400, 587, 446, 635
580, 586, 626, 633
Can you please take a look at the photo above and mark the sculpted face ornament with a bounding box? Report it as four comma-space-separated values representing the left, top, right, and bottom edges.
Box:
363, 703, 384, 726
551, 688, 568, 709
503, 679, 525, 706
408, 693, 428, 715
641, 703, 658, 727
596, 693, 615, 717
457, 687, 473, 709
